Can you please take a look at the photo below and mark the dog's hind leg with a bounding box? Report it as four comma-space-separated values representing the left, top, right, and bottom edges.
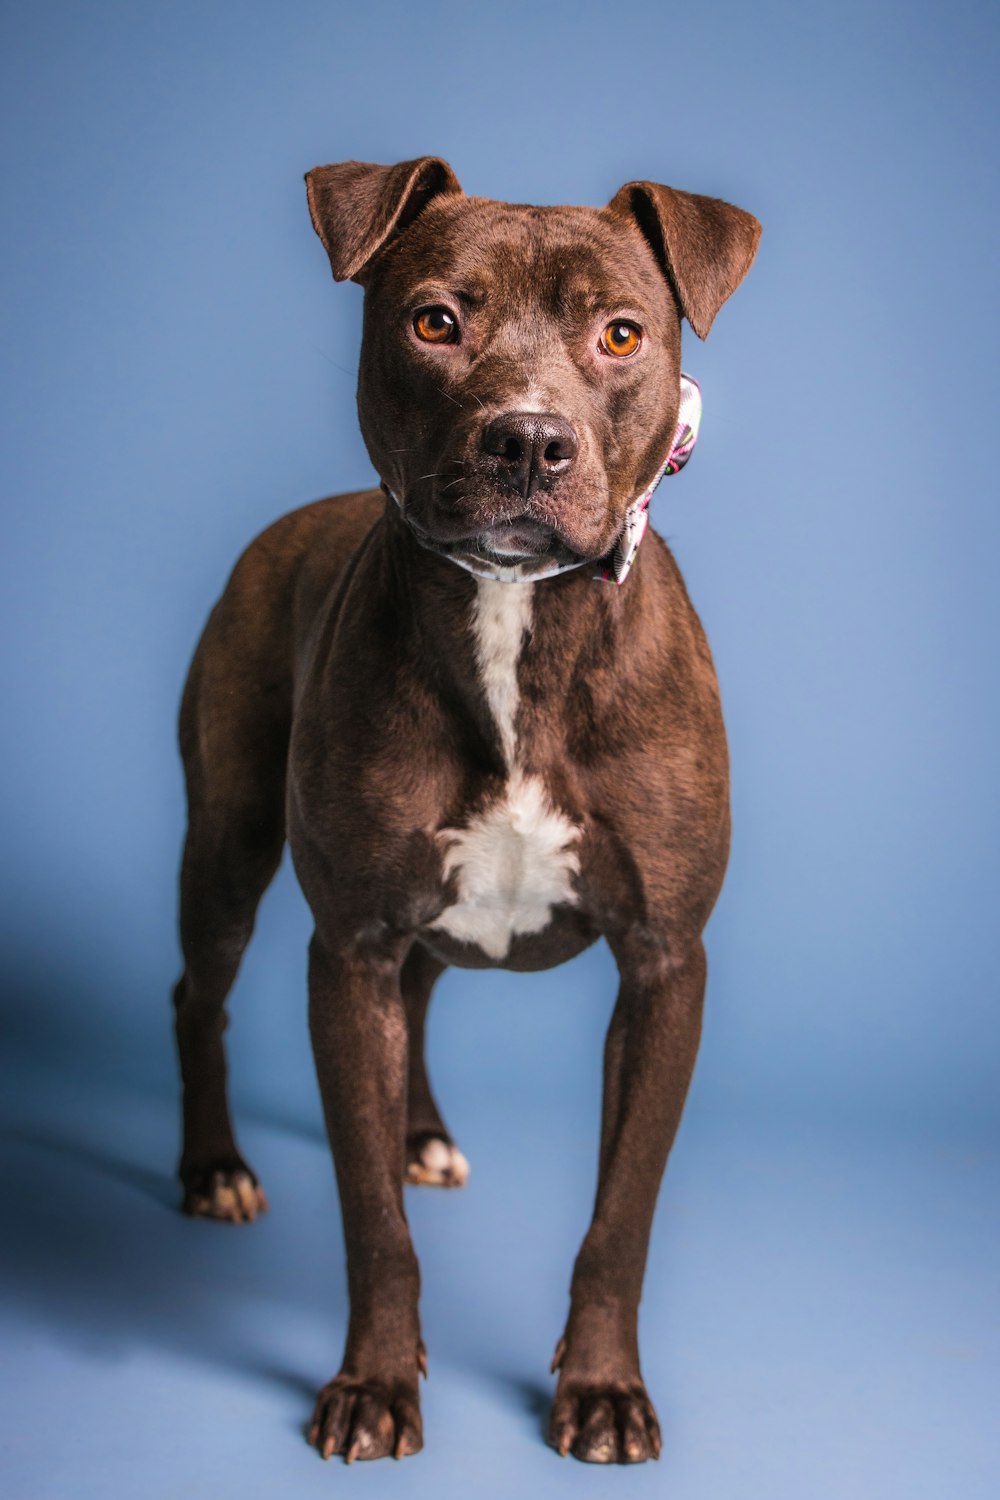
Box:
172, 574, 292, 1223
401, 944, 469, 1188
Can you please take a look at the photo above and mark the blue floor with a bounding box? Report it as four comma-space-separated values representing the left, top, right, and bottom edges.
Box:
1, 1046, 996, 1500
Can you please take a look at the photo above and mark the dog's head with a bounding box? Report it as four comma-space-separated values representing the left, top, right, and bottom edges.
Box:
306, 157, 760, 576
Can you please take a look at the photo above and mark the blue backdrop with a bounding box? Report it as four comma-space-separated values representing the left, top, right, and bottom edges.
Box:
2, 3, 997, 1497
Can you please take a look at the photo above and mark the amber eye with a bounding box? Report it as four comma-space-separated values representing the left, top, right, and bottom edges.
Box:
414, 306, 458, 344
600, 320, 642, 358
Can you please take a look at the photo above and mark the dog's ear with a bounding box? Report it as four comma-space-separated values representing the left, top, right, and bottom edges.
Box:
607, 181, 761, 340
305, 156, 462, 284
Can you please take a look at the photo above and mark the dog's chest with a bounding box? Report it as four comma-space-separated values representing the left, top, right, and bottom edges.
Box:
430, 582, 580, 962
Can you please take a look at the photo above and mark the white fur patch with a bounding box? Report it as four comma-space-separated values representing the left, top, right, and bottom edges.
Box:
434, 771, 580, 959
472, 579, 533, 767
431, 580, 580, 959
508, 385, 547, 413
406, 1137, 470, 1187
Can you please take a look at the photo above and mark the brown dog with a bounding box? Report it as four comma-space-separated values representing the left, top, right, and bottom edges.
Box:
172, 156, 760, 1464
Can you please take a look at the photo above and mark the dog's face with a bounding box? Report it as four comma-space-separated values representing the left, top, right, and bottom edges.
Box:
307, 158, 760, 574
358, 198, 683, 570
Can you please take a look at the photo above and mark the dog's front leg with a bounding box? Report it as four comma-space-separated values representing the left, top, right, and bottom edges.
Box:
307, 931, 424, 1463
550, 935, 706, 1465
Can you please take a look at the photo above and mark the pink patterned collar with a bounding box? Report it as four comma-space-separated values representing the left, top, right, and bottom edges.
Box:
592, 373, 702, 584
390, 374, 702, 586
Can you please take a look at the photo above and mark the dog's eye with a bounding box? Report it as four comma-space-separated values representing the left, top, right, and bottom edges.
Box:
414, 307, 459, 344
600, 321, 642, 358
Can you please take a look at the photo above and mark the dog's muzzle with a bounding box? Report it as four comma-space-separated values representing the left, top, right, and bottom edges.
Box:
387, 374, 702, 586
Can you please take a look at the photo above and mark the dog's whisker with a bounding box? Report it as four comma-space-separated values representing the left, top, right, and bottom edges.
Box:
437, 386, 463, 408
308, 343, 356, 379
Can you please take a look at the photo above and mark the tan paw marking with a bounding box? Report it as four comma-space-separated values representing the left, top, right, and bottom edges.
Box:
548, 1381, 662, 1464
308, 1373, 422, 1463
406, 1136, 470, 1188
184, 1168, 269, 1223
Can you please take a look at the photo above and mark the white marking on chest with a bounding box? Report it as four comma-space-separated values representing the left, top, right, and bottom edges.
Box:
431, 580, 580, 960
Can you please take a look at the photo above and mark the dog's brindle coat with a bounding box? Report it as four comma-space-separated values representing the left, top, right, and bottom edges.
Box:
173, 157, 760, 1465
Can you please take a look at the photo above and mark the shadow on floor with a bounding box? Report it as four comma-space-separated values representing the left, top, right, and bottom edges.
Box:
0, 1073, 343, 1397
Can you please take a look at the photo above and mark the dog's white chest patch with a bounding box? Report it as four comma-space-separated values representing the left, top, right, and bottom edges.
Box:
431, 581, 580, 961
434, 769, 580, 960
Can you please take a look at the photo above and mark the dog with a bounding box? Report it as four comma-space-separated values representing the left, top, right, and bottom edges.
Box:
172, 155, 760, 1465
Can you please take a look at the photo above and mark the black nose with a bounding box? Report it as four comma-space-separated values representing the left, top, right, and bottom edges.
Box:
481, 411, 579, 496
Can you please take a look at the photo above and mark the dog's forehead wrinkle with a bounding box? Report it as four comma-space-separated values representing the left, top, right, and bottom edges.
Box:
397, 199, 643, 312
481, 248, 621, 318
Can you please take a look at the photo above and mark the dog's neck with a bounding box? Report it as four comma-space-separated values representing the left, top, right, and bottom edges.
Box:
381, 499, 655, 773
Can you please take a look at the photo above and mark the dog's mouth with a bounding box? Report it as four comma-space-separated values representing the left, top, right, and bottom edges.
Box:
473, 516, 559, 562
403, 507, 589, 578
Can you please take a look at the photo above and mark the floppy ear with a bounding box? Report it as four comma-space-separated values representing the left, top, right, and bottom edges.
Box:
305, 156, 463, 284
607, 180, 761, 339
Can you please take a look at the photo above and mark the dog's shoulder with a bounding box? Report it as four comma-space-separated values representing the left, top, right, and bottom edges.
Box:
214, 487, 382, 630
230, 488, 382, 581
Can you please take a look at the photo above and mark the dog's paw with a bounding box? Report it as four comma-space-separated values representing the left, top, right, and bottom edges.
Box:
405, 1132, 470, 1188
308, 1375, 422, 1462
548, 1381, 662, 1464
181, 1159, 268, 1223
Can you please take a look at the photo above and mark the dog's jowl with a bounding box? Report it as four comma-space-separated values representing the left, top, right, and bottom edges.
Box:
172, 156, 760, 1465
